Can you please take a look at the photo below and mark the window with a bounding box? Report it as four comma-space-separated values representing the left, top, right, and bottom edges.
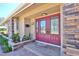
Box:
40, 20, 46, 34
51, 16, 59, 34
36, 21, 38, 32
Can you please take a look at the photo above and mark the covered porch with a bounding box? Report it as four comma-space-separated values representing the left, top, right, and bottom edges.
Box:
13, 3, 62, 55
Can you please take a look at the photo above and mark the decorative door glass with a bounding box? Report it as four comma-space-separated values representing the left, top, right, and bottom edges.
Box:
40, 20, 46, 34
51, 16, 59, 34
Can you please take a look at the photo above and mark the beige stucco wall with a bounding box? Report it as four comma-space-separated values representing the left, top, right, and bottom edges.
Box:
24, 18, 31, 36
30, 18, 36, 40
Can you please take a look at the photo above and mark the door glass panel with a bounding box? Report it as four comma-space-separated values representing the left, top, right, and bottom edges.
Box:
51, 16, 59, 34
40, 20, 46, 34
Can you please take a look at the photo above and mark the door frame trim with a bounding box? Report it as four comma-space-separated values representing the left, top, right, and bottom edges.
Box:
35, 13, 61, 46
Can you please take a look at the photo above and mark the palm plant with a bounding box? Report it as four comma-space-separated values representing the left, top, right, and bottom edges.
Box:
12, 33, 20, 43
22, 35, 30, 41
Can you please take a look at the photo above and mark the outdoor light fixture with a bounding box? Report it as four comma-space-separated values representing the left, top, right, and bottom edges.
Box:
41, 13, 48, 16
25, 24, 30, 27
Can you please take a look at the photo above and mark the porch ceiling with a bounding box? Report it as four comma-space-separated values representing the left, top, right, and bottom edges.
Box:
14, 3, 62, 18
28, 4, 61, 19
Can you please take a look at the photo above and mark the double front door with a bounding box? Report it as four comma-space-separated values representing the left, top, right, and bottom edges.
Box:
36, 13, 60, 46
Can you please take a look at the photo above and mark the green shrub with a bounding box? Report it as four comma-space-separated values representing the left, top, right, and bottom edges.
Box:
2, 39, 8, 45
0, 36, 8, 45
0, 35, 12, 53
12, 33, 20, 43
22, 35, 30, 41
2, 45, 12, 53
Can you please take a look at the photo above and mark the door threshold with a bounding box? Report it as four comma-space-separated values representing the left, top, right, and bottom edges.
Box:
36, 40, 61, 48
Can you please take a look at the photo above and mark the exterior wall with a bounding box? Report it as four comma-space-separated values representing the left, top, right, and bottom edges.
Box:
63, 3, 79, 56
24, 18, 31, 36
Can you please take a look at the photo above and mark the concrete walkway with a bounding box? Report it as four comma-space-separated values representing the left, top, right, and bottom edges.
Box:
0, 45, 3, 54
0, 47, 37, 56
0, 42, 60, 56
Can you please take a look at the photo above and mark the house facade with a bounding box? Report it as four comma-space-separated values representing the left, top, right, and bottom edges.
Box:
1, 3, 79, 56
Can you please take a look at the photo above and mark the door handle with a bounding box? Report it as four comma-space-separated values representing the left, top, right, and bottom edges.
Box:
46, 30, 50, 33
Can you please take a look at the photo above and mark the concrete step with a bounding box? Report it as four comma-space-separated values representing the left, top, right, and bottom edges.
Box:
12, 40, 35, 50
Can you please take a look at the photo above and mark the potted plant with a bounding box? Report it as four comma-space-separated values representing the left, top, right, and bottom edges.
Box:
12, 33, 20, 43
22, 35, 30, 41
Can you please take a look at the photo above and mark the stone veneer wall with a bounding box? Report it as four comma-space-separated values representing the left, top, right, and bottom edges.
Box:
63, 3, 79, 56
8, 19, 13, 38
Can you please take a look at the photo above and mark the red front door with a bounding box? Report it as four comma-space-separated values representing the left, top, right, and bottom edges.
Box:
36, 13, 60, 46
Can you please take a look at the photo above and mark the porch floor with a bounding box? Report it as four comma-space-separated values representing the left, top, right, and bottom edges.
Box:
0, 42, 60, 56
24, 42, 61, 56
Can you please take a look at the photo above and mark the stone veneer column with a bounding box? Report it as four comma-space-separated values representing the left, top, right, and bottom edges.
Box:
63, 3, 79, 56
8, 18, 13, 39
13, 17, 19, 34
8, 17, 15, 40
30, 18, 36, 40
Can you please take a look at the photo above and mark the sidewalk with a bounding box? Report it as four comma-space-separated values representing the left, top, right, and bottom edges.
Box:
0, 47, 37, 56
0, 45, 3, 54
